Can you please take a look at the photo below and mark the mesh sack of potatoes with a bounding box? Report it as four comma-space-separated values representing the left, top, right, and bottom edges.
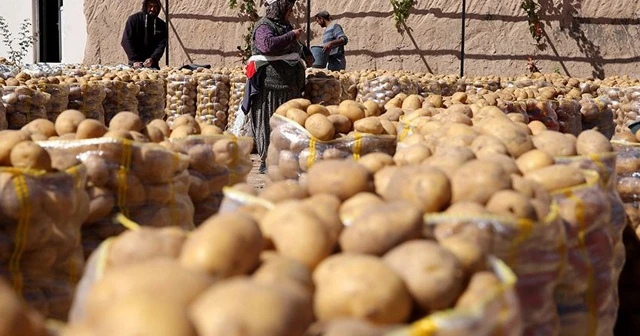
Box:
134, 77, 166, 124
266, 112, 397, 183
227, 73, 246, 130
304, 72, 341, 106
166, 72, 197, 127
1, 86, 49, 129
66, 80, 107, 124
357, 74, 419, 109
337, 72, 357, 101
0, 163, 89, 320
612, 140, 640, 230
550, 171, 619, 336
21, 64, 63, 78
101, 79, 140, 125
164, 135, 253, 225
195, 73, 230, 128
0, 277, 49, 336
0, 64, 20, 79
23, 79, 70, 121
499, 99, 560, 131
580, 97, 615, 139
37, 138, 194, 258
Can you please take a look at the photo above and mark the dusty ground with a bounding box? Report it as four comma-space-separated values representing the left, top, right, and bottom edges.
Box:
246, 154, 265, 190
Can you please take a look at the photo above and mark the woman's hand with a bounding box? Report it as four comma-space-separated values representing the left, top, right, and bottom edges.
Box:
293, 28, 305, 39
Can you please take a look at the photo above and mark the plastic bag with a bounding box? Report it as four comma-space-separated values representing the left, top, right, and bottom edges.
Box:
424, 206, 565, 335
196, 73, 230, 128
101, 79, 140, 124
554, 98, 583, 135
357, 75, 419, 108
501, 99, 560, 131
67, 81, 106, 124
38, 138, 194, 257
1, 85, 49, 129
305, 73, 341, 105
580, 97, 615, 139
167, 135, 253, 225
135, 78, 166, 124
551, 173, 618, 336
387, 258, 521, 336
37, 83, 70, 121
0, 165, 88, 320
165, 73, 197, 126
266, 114, 397, 182
227, 73, 246, 130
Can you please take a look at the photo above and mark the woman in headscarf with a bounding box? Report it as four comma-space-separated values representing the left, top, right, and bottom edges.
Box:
240, 0, 308, 174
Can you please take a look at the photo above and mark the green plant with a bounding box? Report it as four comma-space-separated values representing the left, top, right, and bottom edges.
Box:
521, 0, 544, 47
229, 0, 259, 61
390, 0, 416, 34
0, 16, 38, 66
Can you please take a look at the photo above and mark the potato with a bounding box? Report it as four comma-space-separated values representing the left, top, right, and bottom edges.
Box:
260, 180, 308, 203
401, 95, 423, 111
358, 152, 394, 173
289, 98, 312, 111
532, 130, 577, 156
200, 125, 223, 136
0, 130, 32, 165
478, 154, 519, 175
507, 113, 528, 124
439, 235, 488, 274
190, 278, 313, 336
75, 119, 108, 139
170, 125, 199, 139
172, 115, 200, 133
253, 254, 314, 293
516, 149, 554, 174
354, 117, 384, 135
475, 116, 533, 157
451, 160, 511, 204
452, 92, 467, 103
103, 130, 134, 140
524, 164, 586, 191
10, 141, 52, 171
486, 190, 538, 221
380, 108, 403, 122
301, 194, 344, 243
144, 125, 167, 143
446, 201, 489, 215
394, 144, 431, 166
528, 120, 547, 135
307, 160, 373, 200
148, 119, 171, 137
340, 200, 422, 255
338, 101, 366, 123
313, 254, 412, 324
455, 272, 501, 309
262, 201, 334, 269
55, 109, 86, 135
382, 166, 451, 213
108, 111, 143, 132
307, 104, 330, 116
286, 108, 309, 126
327, 114, 352, 134
180, 213, 263, 278
108, 227, 187, 269
22, 119, 56, 138
576, 130, 613, 155
86, 259, 213, 319
383, 240, 464, 312
305, 114, 336, 141
93, 295, 196, 336
470, 135, 508, 157
340, 192, 384, 225
363, 100, 382, 117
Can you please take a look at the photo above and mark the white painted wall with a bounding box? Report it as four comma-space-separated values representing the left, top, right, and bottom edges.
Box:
61, 0, 87, 63
0, 0, 37, 63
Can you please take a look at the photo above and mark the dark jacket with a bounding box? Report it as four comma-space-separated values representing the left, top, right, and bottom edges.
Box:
121, 0, 168, 69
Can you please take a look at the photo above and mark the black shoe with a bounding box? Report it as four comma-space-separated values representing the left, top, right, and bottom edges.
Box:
259, 162, 267, 174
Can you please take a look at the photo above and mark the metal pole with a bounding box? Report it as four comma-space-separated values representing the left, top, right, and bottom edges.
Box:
306, 0, 311, 48
165, 0, 170, 66
460, 0, 466, 77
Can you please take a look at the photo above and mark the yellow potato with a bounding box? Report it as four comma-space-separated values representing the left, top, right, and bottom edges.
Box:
0, 130, 32, 165
486, 190, 538, 220
109, 111, 144, 132
532, 130, 577, 156
21, 119, 56, 138
451, 160, 511, 204
338, 101, 366, 123
381, 166, 451, 213
363, 100, 382, 117
516, 149, 554, 174
358, 152, 394, 173
55, 109, 86, 135
10, 141, 52, 171
307, 104, 331, 116
307, 160, 373, 201
576, 130, 613, 155
354, 117, 384, 135
286, 108, 309, 126
305, 114, 336, 141
76, 119, 108, 139
524, 164, 586, 191
327, 114, 352, 134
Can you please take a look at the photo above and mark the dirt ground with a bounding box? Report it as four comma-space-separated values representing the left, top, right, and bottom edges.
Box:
246, 154, 265, 190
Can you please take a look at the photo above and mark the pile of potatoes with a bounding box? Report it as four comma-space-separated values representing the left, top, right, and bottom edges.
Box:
304, 71, 341, 106
266, 98, 397, 183
26, 110, 195, 257
0, 278, 48, 336
166, 71, 198, 126
1, 86, 49, 129
20, 77, 71, 120
227, 72, 246, 129
65, 79, 107, 124
195, 72, 230, 128
100, 73, 141, 124
0, 133, 89, 319
63, 177, 520, 336
160, 115, 254, 225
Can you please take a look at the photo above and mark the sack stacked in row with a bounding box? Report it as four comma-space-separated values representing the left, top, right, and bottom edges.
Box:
166, 71, 197, 126
227, 72, 246, 130
101, 72, 141, 125
196, 72, 230, 128
0, 133, 89, 320
19, 77, 71, 121
134, 75, 166, 124
1, 86, 49, 129
356, 71, 419, 108
304, 71, 341, 106
266, 98, 397, 183
65, 78, 107, 124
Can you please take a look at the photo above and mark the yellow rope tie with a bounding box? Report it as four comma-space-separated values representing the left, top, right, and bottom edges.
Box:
9, 173, 31, 297
116, 139, 133, 218
352, 132, 363, 161
307, 138, 317, 170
